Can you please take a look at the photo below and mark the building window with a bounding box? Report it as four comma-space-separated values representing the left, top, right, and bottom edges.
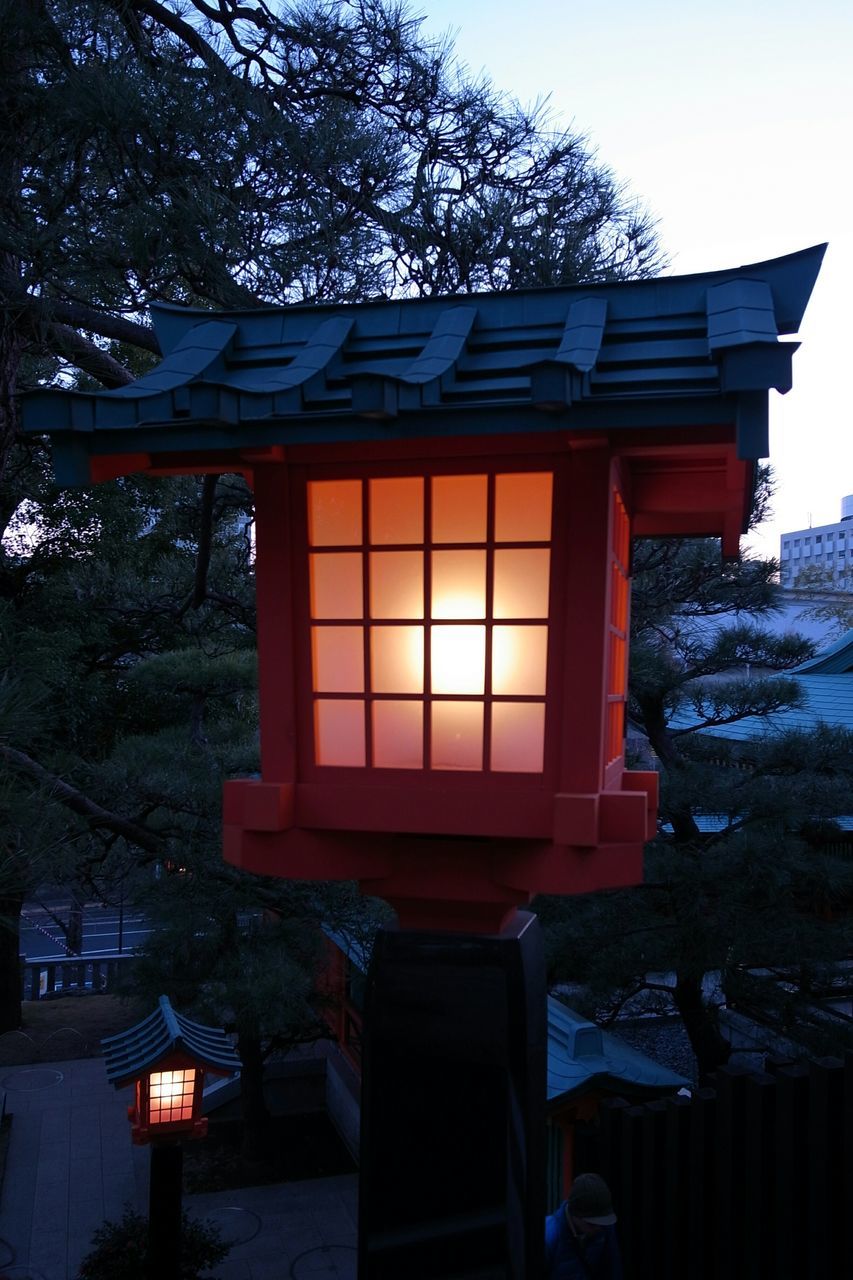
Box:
307, 471, 553, 774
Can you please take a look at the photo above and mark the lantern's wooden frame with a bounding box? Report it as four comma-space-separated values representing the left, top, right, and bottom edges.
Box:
127, 1054, 207, 1145
223, 435, 658, 931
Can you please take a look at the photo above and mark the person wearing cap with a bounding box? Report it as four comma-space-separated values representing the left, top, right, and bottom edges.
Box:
544, 1172, 623, 1279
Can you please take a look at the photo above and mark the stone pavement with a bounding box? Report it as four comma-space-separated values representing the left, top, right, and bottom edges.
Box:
0, 1057, 357, 1280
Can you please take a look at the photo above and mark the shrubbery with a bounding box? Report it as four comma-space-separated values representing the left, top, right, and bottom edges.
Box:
77, 1206, 228, 1279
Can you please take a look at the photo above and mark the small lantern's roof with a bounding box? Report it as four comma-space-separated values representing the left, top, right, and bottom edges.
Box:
546, 997, 688, 1107
22, 245, 825, 486
101, 995, 240, 1087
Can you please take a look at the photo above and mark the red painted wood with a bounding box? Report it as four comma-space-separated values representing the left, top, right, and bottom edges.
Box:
557, 444, 611, 795
294, 781, 553, 839
234, 439, 676, 924
69, 403, 762, 926
253, 464, 298, 782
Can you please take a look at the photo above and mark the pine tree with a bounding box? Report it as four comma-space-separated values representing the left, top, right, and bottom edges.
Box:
0, 464, 256, 1029
2, 1, 662, 1030
1, 0, 662, 476
541, 523, 853, 1078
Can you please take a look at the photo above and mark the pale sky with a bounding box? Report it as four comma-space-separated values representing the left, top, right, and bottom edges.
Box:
419, 0, 853, 561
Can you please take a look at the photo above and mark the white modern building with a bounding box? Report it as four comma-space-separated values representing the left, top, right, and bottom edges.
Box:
780, 495, 853, 587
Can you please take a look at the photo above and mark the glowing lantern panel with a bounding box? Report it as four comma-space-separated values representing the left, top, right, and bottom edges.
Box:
147, 1068, 198, 1126
308, 471, 553, 774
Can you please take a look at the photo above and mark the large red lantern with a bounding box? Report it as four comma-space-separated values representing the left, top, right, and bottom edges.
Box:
225, 440, 656, 931
24, 246, 825, 932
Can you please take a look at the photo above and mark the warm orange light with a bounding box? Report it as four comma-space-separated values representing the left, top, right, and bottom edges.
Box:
148, 1069, 197, 1125
492, 626, 547, 696
312, 626, 364, 692
431, 625, 485, 695
373, 701, 423, 768
369, 476, 423, 544
308, 479, 362, 545
310, 552, 363, 618
493, 549, 550, 618
371, 626, 423, 693
432, 702, 484, 770
605, 490, 630, 767
370, 552, 424, 618
431, 551, 486, 618
315, 700, 366, 766
432, 475, 487, 542
491, 703, 545, 772
308, 471, 553, 772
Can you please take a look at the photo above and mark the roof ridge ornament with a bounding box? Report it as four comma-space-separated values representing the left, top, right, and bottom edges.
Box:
554, 296, 608, 372
351, 304, 478, 419
529, 296, 607, 410
706, 278, 778, 351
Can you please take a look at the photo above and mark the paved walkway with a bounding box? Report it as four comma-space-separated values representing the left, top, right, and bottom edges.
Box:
0, 1057, 357, 1280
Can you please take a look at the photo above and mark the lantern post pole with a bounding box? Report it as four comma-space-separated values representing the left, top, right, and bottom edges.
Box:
358, 909, 546, 1279
147, 1141, 183, 1280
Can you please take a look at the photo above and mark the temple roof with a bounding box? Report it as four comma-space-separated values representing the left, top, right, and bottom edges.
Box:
546, 998, 688, 1107
22, 245, 825, 487
101, 994, 240, 1087
668, 629, 853, 740
325, 929, 687, 1103
791, 627, 853, 675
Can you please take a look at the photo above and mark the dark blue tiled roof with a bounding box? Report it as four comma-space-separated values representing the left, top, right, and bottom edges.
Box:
22, 246, 825, 480
323, 928, 687, 1103
791, 628, 853, 675
667, 629, 853, 740
670, 673, 853, 740
101, 995, 240, 1087
546, 998, 688, 1106
661, 814, 853, 834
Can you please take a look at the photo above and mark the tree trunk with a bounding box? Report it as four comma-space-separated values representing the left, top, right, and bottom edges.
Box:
0, 892, 24, 1032
237, 1031, 272, 1162
0, 278, 24, 481
672, 971, 731, 1079
0, 0, 32, 480
639, 697, 701, 841
66, 896, 84, 955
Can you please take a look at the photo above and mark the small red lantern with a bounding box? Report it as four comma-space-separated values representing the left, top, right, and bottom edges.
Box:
130, 1060, 206, 1144
102, 996, 239, 1144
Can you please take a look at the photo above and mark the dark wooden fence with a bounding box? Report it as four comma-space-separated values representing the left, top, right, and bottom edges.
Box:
20, 955, 135, 1001
577, 1057, 853, 1280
